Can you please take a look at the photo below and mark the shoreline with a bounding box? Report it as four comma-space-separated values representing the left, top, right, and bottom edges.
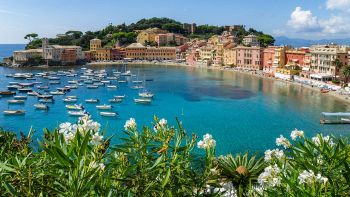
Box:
87, 61, 350, 105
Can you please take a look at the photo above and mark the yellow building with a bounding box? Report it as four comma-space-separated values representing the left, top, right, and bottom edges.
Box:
223, 47, 237, 66
136, 28, 167, 45
90, 38, 102, 51
93, 48, 111, 61
125, 43, 176, 60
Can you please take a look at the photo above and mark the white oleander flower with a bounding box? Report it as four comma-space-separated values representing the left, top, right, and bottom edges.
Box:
79, 115, 91, 124
276, 135, 291, 149
291, 129, 304, 141
312, 135, 334, 147
316, 173, 328, 184
99, 163, 105, 171
154, 118, 168, 132
159, 118, 167, 127
258, 164, 281, 187
59, 122, 72, 134
124, 118, 136, 130
64, 132, 75, 144
298, 170, 327, 185
91, 132, 103, 146
197, 133, 216, 149
89, 161, 98, 169
264, 149, 284, 162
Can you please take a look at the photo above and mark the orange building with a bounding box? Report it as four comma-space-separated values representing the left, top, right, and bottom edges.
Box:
61, 48, 77, 64
285, 48, 309, 67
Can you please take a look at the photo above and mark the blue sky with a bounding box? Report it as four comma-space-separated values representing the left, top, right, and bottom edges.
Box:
1, 0, 349, 43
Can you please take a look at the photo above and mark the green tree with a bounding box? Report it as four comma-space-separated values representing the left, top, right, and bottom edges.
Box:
65, 30, 83, 39
258, 34, 275, 47
24, 33, 38, 42
341, 64, 350, 84
333, 58, 343, 80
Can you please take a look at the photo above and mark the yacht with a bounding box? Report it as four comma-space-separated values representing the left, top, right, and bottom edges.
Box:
139, 92, 154, 98
85, 99, 99, 103
68, 110, 88, 116
134, 98, 152, 104
8, 99, 25, 104
34, 103, 49, 110
14, 95, 27, 100
66, 104, 84, 110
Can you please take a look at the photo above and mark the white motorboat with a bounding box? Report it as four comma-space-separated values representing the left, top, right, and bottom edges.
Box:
118, 80, 127, 83
27, 91, 40, 96
37, 86, 49, 89
14, 95, 27, 100
3, 110, 25, 115
107, 85, 117, 89
139, 92, 154, 98
109, 98, 122, 103
63, 98, 77, 103
50, 91, 65, 95
49, 81, 60, 84
18, 88, 33, 92
96, 104, 113, 110
134, 98, 152, 104
66, 104, 84, 110
34, 103, 49, 110
8, 99, 25, 104
100, 112, 117, 117
39, 99, 54, 103
7, 85, 21, 90
121, 70, 132, 76
68, 110, 88, 116
66, 95, 77, 99
101, 80, 111, 84
87, 85, 98, 89
85, 99, 99, 103
130, 85, 144, 89
114, 95, 126, 99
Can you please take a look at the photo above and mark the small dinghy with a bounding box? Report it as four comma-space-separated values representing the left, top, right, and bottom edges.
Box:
68, 110, 88, 117
66, 104, 84, 110
109, 98, 122, 103
14, 95, 27, 100
139, 92, 154, 98
107, 85, 117, 89
63, 98, 77, 103
114, 95, 126, 99
8, 99, 25, 104
134, 98, 152, 104
39, 99, 54, 103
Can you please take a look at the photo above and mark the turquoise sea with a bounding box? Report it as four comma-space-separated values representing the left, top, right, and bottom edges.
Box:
1, 44, 350, 155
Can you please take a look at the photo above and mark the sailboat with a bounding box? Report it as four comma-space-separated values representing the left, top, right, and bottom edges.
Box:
132, 69, 143, 84
138, 75, 154, 98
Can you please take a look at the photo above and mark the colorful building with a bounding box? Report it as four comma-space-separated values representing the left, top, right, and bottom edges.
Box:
13, 49, 43, 64
223, 45, 236, 66
136, 28, 167, 45
125, 43, 176, 60
111, 48, 126, 60
310, 45, 349, 80
242, 35, 260, 46
61, 48, 77, 64
236, 46, 263, 70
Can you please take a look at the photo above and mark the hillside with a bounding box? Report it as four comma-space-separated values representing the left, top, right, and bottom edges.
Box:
25, 17, 275, 50
275, 36, 350, 47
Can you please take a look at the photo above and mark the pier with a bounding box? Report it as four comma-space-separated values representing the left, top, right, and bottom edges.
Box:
320, 112, 350, 124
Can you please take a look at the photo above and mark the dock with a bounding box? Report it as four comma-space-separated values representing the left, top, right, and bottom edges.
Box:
320, 112, 350, 124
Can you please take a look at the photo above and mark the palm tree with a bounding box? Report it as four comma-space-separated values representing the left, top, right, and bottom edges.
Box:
332, 58, 343, 80
217, 152, 265, 197
341, 65, 350, 84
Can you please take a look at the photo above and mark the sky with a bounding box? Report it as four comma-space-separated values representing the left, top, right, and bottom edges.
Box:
1, 0, 350, 43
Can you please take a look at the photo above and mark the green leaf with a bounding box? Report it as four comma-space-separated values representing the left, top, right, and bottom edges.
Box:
4, 181, 17, 195
0, 162, 16, 173
148, 155, 163, 170
162, 168, 171, 188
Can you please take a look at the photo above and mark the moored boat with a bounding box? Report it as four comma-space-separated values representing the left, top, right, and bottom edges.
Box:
66, 104, 84, 110
100, 112, 118, 117
109, 98, 122, 103
8, 99, 25, 104
96, 104, 113, 110
139, 92, 154, 98
134, 98, 152, 104
0, 91, 16, 96
68, 110, 88, 116
3, 110, 25, 115
85, 99, 99, 103
63, 98, 77, 103
34, 103, 49, 110
14, 95, 27, 100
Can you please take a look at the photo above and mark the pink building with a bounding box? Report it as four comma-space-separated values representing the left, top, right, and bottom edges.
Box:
263, 46, 276, 73
236, 46, 263, 70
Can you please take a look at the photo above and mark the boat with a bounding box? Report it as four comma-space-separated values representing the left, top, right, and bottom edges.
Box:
18, 83, 34, 87
18, 88, 33, 92
63, 98, 77, 103
48, 76, 60, 80
49, 81, 61, 85
96, 104, 113, 110
93, 82, 104, 86
50, 91, 65, 95
100, 112, 118, 117
39, 99, 54, 103
8, 99, 25, 104
85, 99, 99, 103
68, 80, 78, 84
37, 94, 53, 99
145, 78, 154, 82
37, 86, 49, 89
114, 95, 126, 99
87, 85, 98, 89
139, 92, 154, 98
101, 80, 111, 84
130, 85, 144, 89
3, 110, 25, 115
14, 95, 27, 100
321, 89, 330, 93
0, 91, 16, 96
7, 85, 21, 90
66, 104, 84, 110
34, 103, 49, 110
118, 80, 127, 83
109, 98, 122, 103
107, 85, 117, 89
27, 91, 40, 96
68, 110, 88, 116
121, 70, 132, 76
5, 74, 13, 77
134, 98, 152, 104
66, 96, 77, 99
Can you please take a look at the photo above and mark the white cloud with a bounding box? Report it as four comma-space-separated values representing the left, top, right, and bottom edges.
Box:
326, 0, 350, 11
0, 8, 29, 16
272, 29, 286, 36
319, 15, 350, 34
287, 7, 320, 32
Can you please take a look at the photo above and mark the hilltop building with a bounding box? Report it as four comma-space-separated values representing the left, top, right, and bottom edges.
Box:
183, 23, 196, 34
136, 28, 168, 45
242, 35, 260, 46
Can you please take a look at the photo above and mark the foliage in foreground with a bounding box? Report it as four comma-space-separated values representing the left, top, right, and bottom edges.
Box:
0, 117, 350, 196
